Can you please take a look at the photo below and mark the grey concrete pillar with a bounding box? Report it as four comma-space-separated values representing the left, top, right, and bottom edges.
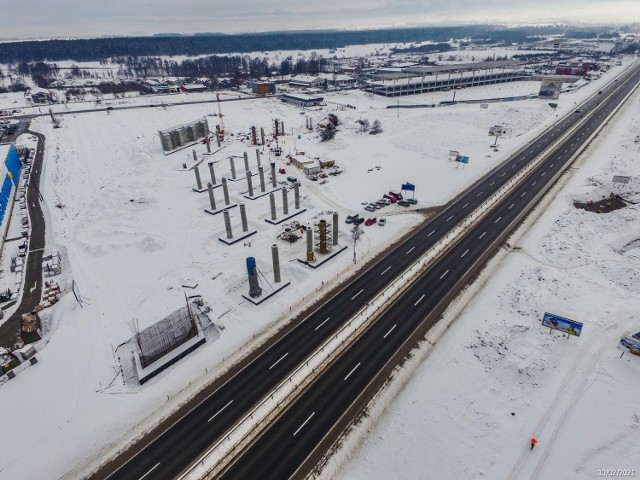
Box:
255, 148, 261, 168
294, 182, 300, 209
206, 136, 211, 153
215, 126, 221, 147
258, 166, 266, 192
270, 163, 277, 188
240, 203, 248, 232
229, 157, 236, 180
269, 192, 277, 221
246, 170, 254, 197
281, 121, 285, 135
223, 209, 232, 239
260, 127, 265, 146
207, 182, 216, 210
192, 149, 197, 161
194, 165, 202, 190
222, 177, 230, 205
282, 187, 289, 215
306, 225, 313, 258
272, 244, 281, 283
208, 161, 216, 185
333, 211, 339, 246
243, 151, 249, 173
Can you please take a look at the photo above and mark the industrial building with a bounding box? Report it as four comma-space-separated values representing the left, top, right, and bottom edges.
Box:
0, 144, 22, 254
249, 81, 277, 95
365, 60, 529, 97
279, 93, 324, 107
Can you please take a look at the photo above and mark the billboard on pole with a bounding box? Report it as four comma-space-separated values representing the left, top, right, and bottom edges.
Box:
457, 155, 470, 164
541, 312, 583, 336
402, 182, 415, 191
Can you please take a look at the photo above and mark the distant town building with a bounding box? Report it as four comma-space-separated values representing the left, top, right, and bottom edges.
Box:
289, 75, 324, 88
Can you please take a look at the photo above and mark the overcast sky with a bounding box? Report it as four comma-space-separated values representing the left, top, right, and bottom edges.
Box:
1, 0, 638, 40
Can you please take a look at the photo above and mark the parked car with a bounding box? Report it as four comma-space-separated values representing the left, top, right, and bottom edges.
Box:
378, 217, 386, 226
398, 200, 410, 207
365, 217, 377, 226
389, 190, 403, 200
380, 198, 391, 206
407, 198, 417, 205
364, 205, 376, 212
383, 194, 397, 203
279, 168, 286, 174
375, 200, 386, 208
346, 214, 359, 224
354, 217, 365, 225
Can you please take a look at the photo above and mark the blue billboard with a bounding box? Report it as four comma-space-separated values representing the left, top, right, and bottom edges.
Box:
457, 155, 470, 164
402, 182, 415, 192
542, 312, 583, 337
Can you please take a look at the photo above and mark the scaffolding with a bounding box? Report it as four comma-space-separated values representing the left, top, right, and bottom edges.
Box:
130, 304, 198, 369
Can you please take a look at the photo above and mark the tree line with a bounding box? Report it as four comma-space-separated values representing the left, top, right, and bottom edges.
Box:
0, 25, 601, 63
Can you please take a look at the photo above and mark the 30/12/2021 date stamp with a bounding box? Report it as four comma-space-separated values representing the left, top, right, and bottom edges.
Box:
598, 469, 635, 477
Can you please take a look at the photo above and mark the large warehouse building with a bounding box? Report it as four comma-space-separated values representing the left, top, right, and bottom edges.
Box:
0, 144, 22, 253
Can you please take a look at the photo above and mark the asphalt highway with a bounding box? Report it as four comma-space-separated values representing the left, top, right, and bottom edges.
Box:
99, 63, 640, 480
220, 66, 640, 479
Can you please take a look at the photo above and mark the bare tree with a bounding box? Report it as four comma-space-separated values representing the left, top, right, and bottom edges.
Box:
370, 120, 383, 135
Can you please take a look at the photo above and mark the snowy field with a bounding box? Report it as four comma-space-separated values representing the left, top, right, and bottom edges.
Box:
0, 57, 632, 479
331, 68, 640, 479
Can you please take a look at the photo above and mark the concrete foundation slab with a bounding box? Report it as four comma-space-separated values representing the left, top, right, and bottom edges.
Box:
204, 203, 238, 216
297, 244, 348, 269
242, 281, 291, 305
264, 208, 307, 225
218, 229, 257, 245
243, 186, 286, 200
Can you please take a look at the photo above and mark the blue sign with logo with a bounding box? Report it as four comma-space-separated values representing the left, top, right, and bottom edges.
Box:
402, 182, 415, 192
457, 155, 470, 164
542, 312, 583, 337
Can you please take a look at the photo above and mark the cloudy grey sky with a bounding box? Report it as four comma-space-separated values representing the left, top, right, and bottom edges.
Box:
1, 0, 638, 40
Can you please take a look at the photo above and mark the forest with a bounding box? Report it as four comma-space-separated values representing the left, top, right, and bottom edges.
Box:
0, 25, 599, 63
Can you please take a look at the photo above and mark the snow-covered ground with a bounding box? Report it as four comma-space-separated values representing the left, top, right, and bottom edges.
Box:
0, 56, 632, 480
331, 66, 640, 480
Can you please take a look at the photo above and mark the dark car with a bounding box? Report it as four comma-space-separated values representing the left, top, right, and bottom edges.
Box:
398, 200, 410, 207
407, 198, 417, 205
354, 217, 365, 225
345, 214, 359, 224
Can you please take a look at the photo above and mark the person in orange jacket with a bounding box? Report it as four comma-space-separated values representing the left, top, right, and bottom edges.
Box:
531, 438, 538, 450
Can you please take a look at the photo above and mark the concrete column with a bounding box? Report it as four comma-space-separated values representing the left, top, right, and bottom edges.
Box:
194, 165, 203, 190
208, 161, 216, 185
207, 182, 216, 210
206, 136, 211, 153
239, 203, 248, 232
215, 126, 221, 147
223, 209, 232, 239
243, 151, 249, 173
333, 211, 339, 246
260, 127, 265, 146
282, 187, 288, 215
269, 192, 277, 221
255, 148, 261, 168
306, 225, 314, 262
281, 121, 285, 135
258, 166, 266, 192
192, 149, 197, 161
229, 157, 236, 180
272, 244, 281, 283
270, 162, 277, 188
222, 177, 230, 205
294, 182, 300, 209
246, 170, 254, 197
